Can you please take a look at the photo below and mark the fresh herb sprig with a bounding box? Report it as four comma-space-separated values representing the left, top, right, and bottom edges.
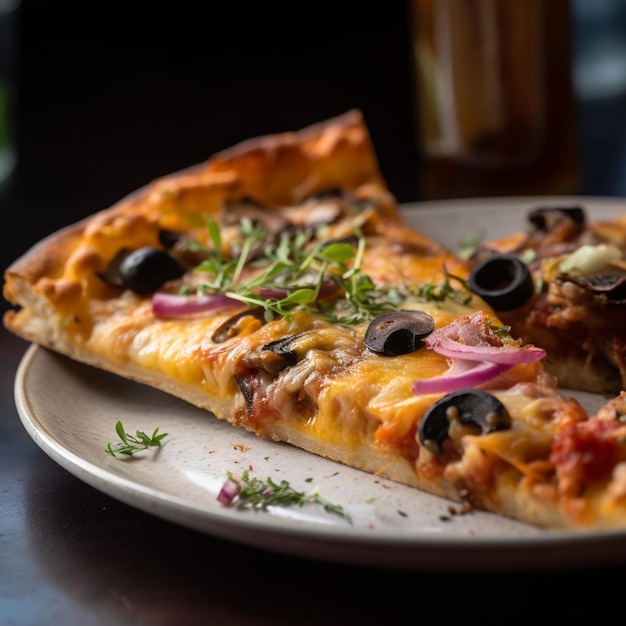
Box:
189, 217, 268, 292
185, 218, 479, 325
106, 420, 168, 457
222, 469, 352, 523
415, 266, 473, 306
188, 219, 397, 325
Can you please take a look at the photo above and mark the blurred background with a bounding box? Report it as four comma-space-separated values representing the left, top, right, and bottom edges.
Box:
2, 0, 626, 304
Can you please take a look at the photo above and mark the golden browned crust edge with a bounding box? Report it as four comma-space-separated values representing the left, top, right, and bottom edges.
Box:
3, 109, 388, 309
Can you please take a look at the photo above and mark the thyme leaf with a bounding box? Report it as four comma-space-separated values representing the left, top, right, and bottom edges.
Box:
106, 420, 168, 457
223, 469, 352, 523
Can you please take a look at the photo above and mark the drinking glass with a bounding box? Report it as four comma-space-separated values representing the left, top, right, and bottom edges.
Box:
409, 0, 579, 200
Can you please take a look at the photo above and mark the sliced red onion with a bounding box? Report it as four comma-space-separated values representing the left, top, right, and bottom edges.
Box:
316, 279, 341, 299
412, 310, 543, 395
412, 360, 513, 395
424, 333, 546, 364
217, 477, 240, 505
152, 292, 242, 318
423, 311, 545, 365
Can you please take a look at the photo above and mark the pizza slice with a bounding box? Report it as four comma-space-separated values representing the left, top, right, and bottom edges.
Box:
5, 110, 626, 530
467, 203, 626, 395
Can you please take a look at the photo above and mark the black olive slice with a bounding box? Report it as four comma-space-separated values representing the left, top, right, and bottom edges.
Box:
418, 389, 511, 455
527, 205, 586, 231
119, 247, 186, 295
468, 254, 534, 311
364, 310, 435, 356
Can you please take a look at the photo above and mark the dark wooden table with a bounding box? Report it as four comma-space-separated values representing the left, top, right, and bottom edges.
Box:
4, 2, 626, 623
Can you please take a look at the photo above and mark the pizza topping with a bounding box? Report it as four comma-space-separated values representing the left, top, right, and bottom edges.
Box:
412, 311, 545, 394
468, 254, 534, 311
422, 311, 545, 364
99, 246, 186, 294
413, 360, 514, 395
418, 389, 511, 455
363, 310, 435, 356
539, 244, 626, 306
551, 417, 626, 497
157, 229, 214, 269
528, 205, 586, 231
557, 243, 622, 275
211, 308, 268, 343
471, 204, 590, 268
163, 217, 400, 324
524, 205, 588, 259
119, 247, 187, 294
247, 325, 357, 376
255, 331, 317, 375
158, 228, 184, 249
561, 271, 626, 303
152, 291, 243, 318
222, 197, 291, 236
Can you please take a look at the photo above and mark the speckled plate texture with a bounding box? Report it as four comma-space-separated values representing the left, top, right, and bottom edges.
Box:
14, 197, 626, 571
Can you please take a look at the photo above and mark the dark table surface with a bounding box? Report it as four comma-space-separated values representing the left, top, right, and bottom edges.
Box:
4, 2, 626, 624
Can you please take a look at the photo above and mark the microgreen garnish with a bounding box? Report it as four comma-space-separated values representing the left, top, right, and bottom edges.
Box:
181, 219, 479, 325
187, 220, 397, 324
106, 420, 168, 457
189, 217, 267, 292
218, 469, 352, 523
457, 230, 485, 261
415, 267, 473, 306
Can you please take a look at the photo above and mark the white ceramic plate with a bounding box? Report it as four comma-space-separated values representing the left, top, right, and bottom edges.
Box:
14, 196, 626, 571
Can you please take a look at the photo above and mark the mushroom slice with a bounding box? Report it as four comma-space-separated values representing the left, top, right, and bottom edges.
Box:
528, 205, 586, 232
418, 389, 511, 455
211, 308, 267, 344
561, 271, 626, 304
248, 330, 340, 376
222, 197, 290, 235
244, 326, 357, 376
157, 228, 211, 269
283, 196, 344, 229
